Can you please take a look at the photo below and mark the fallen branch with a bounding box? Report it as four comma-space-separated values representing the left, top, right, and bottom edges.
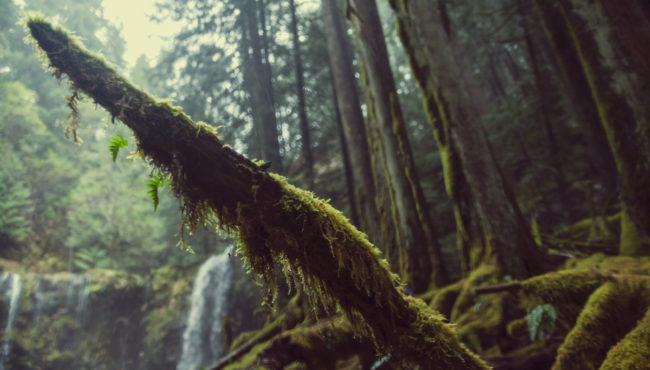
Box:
26, 18, 488, 369
474, 282, 522, 295
211, 322, 281, 370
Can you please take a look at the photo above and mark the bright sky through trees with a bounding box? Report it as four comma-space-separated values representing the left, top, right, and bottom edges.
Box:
102, 0, 181, 66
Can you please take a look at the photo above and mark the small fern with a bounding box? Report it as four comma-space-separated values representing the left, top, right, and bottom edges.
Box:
109, 133, 128, 162
147, 172, 167, 211
371, 353, 391, 370
527, 303, 557, 341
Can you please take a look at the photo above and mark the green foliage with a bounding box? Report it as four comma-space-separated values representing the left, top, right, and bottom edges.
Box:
0, 155, 33, 241
108, 133, 128, 162
147, 172, 167, 211
527, 303, 557, 341
73, 246, 109, 271
371, 353, 392, 369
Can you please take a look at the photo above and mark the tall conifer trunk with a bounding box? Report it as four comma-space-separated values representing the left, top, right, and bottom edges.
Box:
538, 0, 650, 255
238, 0, 282, 172
347, 0, 447, 290
389, 0, 547, 278
320, 0, 390, 256
288, 0, 314, 188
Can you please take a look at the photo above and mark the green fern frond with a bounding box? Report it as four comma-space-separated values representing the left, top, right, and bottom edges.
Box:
109, 133, 128, 162
147, 172, 167, 211
527, 303, 557, 341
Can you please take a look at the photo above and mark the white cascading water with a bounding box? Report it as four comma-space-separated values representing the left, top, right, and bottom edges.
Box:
0, 272, 22, 370
65, 275, 90, 323
33, 273, 90, 322
177, 250, 233, 370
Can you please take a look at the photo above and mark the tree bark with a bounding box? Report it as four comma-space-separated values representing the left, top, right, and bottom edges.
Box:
328, 62, 360, 227
533, 0, 618, 193
389, 0, 546, 278
288, 0, 314, 189
239, 0, 282, 172
518, 0, 570, 213
27, 18, 489, 369
320, 0, 389, 255
540, 0, 650, 255
347, 0, 448, 291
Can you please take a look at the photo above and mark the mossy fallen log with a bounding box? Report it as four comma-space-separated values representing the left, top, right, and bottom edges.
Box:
552, 277, 650, 369
599, 306, 650, 369
25, 18, 488, 369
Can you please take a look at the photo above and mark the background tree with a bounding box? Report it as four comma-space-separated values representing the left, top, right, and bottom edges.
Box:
347, 0, 448, 290
320, 0, 386, 250
388, 0, 546, 278
288, 0, 315, 188
534, 0, 650, 256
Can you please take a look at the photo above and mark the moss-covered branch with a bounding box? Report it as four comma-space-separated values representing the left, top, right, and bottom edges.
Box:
25, 18, 488, 368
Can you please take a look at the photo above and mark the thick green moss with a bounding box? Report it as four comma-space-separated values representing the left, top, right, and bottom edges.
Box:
224, 316, 374, 370
619, 209, 650, 256
600, 307, 650, 369
564, 253, 650, 275
222, 340, 272, 370
553, 212, 619, 244
455, 294, 505, 355
506, 317, 528, 338
552, 277, 650, 369
428, 280, 463, 318
451, 265, 500, 321
521, 269, 605, 334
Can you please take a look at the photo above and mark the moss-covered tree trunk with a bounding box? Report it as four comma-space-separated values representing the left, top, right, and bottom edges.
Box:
346, 0, 447, 291
26, 18, 489, 369
538, 0, 650, 255
388, 0, 546, 279
532, 0, 618, 195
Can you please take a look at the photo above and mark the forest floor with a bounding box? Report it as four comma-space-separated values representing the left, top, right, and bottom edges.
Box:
216, 213, 650, 369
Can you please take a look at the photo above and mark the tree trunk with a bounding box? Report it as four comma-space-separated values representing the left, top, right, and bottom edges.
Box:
330, 67, 360, 227
347, 0, 448, 291
288, 0, 314, 189
320, 0, 389, 255
239, 0, 282, 172
518, 0, 570, 216
546, 0, 650, 255
27, 18, 489, 369
533, 0, 618, 193
389, 0, 546, 278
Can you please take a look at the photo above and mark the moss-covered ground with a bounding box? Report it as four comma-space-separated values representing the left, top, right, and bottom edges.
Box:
220, 228, 650, 369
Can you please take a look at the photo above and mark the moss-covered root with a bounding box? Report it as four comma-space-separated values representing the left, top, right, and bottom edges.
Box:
428, 279, 463, 318
521, 269, 607, 333
551, 277, 650, 369
26, 18, 489, 369
600, 306, 650, 369
256, 318, 375, 369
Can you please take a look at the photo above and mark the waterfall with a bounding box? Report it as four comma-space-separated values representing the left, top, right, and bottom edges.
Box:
177, 250, 233, 370
65, 275, 90, 323
0, 272, 22, 370
32, 273, 90, 323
